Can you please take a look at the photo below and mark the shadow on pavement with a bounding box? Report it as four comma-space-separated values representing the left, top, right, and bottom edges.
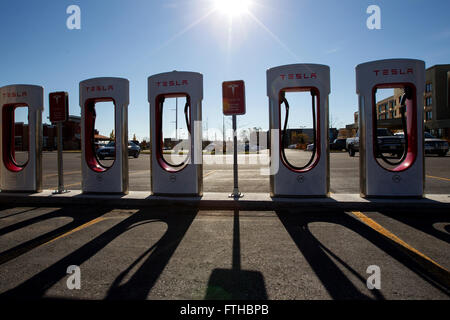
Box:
0, 206, 111, 266
0, 207, 40, 220
0, 207, 197, 300
376, 209, 450, 244
276, 210, 450, 299
204, 210, 267, 300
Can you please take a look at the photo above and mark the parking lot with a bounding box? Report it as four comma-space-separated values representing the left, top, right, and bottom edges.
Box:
38, 150, 450, 194
1, 150, 449, 301
0, 205, 449, 300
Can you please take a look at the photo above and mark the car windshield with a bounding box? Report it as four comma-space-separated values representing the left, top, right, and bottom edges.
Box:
377, 128, 393, 136
424, 132, 435, 139
106, 142, 115, 147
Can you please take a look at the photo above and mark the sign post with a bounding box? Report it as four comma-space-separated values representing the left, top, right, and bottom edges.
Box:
49, 92, 69, 194
222, 80, 246, 198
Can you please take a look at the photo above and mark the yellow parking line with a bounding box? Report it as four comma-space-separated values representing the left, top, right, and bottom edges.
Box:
61, 182, 81, 188
350, 211, 450, 288
0, 217, 106, 265
204, 170, 217, 178
44, 171, 81, 179
44, 217, 106, 245
426, 175, 450, 182
129, 170, 150, 175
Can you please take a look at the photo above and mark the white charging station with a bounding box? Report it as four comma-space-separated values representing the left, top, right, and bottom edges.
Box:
148, 71, 203, 196
356, 59, 425, 198
0, 85, 43, 192
267, 64, 330, 197
79, 77, 129, 194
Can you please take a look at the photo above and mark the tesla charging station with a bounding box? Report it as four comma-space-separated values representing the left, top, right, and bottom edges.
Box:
356, 59, 425, 198
148, 71, 203, 196
79, 77, 129, 194
0, 85, 43, 192
267, 64, 330, 197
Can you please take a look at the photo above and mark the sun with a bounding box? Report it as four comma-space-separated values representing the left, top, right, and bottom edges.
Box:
214, 0, 251, 16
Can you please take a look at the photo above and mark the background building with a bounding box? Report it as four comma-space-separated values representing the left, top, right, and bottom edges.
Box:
14, 115, 83, 151
348, 64, 450, 140
283, 128, 338, 148
424, 65, 450, 138
14, 122, 29, 151
42, 115, 82, 150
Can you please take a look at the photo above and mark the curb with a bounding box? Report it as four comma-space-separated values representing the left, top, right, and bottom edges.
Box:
0, 191, 449, 211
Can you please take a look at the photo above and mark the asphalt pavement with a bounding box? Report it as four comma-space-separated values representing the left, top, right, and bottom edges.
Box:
0, 206, 448, 299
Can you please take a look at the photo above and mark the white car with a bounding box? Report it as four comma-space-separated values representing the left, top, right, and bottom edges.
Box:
306, 143, 315, 151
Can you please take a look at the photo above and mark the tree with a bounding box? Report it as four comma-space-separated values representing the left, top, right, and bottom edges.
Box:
330, 113, 343, 129
109, 130, 115, 141
132, 133, 137, 141
239, 129, 249, 142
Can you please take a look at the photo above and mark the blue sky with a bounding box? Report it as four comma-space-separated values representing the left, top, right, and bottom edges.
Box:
1, 0, 449, 141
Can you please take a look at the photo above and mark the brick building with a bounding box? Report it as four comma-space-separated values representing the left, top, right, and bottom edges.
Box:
373, 64, 450, 139
41, 115, 81, 150
423, 65, 450, 139
14, 122, 29, 151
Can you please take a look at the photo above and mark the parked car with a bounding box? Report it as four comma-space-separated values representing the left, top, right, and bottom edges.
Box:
346, 132, 359, 156
287, 144, 298, 149
346, 128, 403, 157
96, 141, 141, 159
330, 138, 347, 151
306, 143, 315, 151
424, 132, 449, 157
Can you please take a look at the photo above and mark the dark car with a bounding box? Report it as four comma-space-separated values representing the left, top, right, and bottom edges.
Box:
374, 128, 404, 157
330, 138, 347, 151
424, 132, 449, 157
96, 141, 141, 159
347, 128, 403, 157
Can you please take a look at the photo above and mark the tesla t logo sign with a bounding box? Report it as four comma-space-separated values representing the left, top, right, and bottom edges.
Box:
222, 80, 246, 116
49, 91, 68, 123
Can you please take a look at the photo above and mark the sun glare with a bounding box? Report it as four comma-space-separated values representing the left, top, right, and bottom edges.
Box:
214, 0, 251, 16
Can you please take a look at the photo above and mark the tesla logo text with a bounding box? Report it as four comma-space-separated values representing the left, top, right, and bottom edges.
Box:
373, 68, 414, 76
280, 73, 317, 80
86, 85, 114, 92
157, 80, 188, 87
2, 92, 27, 98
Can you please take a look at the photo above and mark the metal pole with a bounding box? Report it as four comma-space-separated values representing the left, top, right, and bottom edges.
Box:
229, 115, 243, 198
257, 129, 260, 154
53, 122, 68, 194
175, 97, 178, 140
223, 115, 226, 153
